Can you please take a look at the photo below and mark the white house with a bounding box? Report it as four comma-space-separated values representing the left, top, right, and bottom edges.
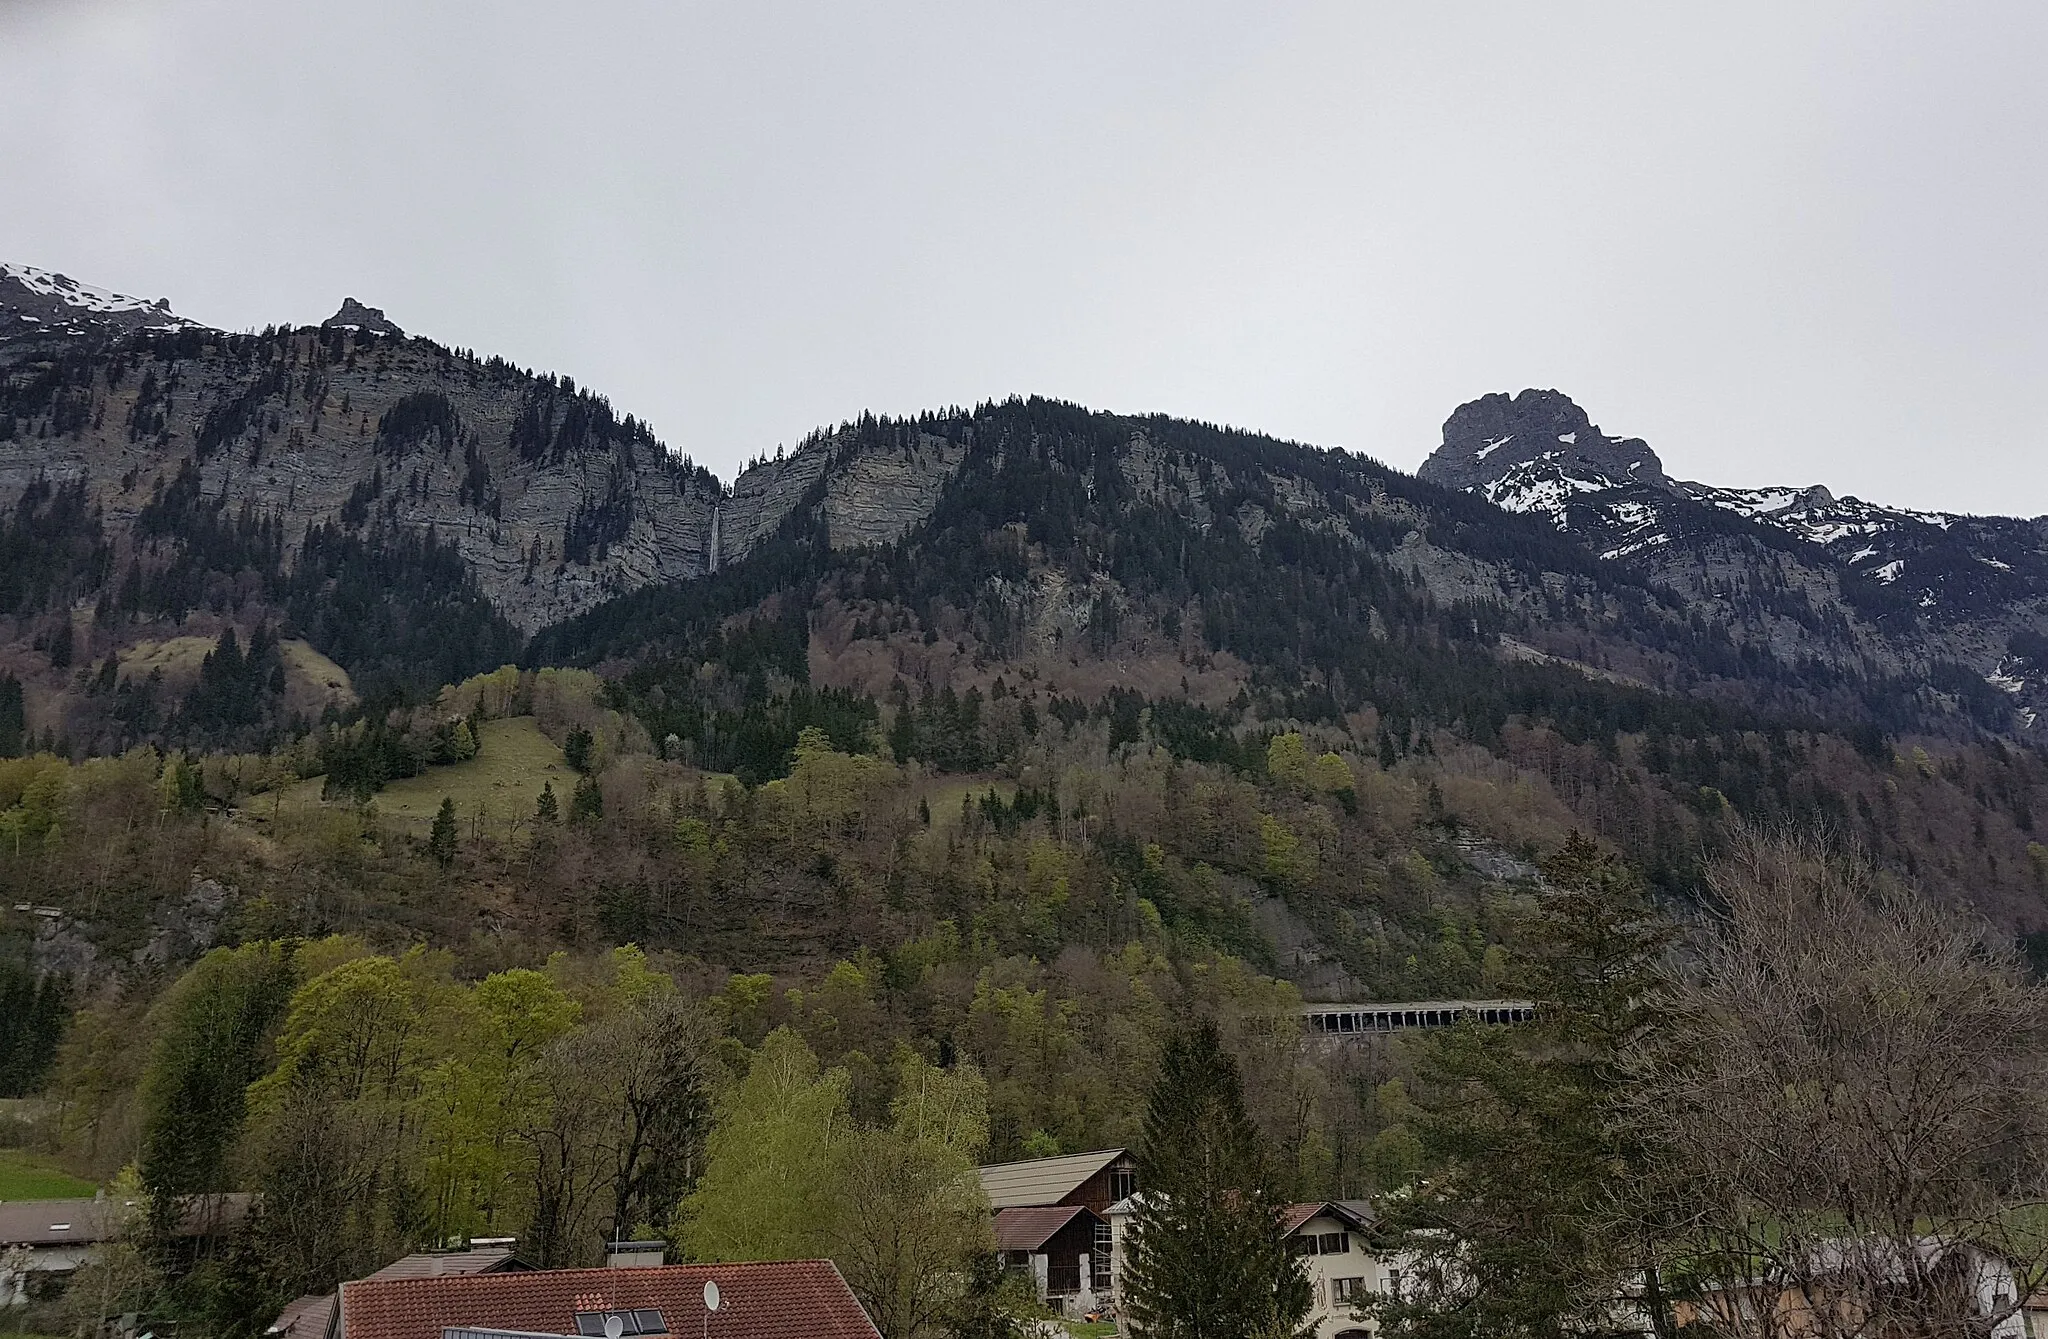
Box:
1281, 1202, 1392, 1338
1105, 1196, 1391, 1338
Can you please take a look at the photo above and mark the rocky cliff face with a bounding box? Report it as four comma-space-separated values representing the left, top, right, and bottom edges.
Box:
0, 304, 719, 634
0, 272, 968, 641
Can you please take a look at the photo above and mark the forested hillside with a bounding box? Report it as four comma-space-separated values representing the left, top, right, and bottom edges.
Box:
6, 274, 2048, 1339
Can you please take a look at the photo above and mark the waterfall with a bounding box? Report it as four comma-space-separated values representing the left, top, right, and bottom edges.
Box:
708, 499, 722, 575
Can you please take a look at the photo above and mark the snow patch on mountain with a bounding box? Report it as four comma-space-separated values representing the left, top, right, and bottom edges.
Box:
1479, 456, 1621, 525
1, 262, 198, 342
2, 263, 177, 318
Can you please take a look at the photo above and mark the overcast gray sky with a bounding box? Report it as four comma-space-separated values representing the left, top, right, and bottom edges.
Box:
3, 2, 2044, 513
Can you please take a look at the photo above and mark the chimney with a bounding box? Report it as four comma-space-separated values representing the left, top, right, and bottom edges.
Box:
605, 1240, 666, 1269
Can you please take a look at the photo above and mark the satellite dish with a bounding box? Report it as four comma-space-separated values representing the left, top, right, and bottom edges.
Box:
603, 1317, 623, 1339
703, 1281, 720, 1313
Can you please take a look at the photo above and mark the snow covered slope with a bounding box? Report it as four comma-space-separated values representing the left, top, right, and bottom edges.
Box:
0, 262, 199, 344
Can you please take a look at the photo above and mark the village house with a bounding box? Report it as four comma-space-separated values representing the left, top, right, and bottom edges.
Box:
0, 1192, 249, 1308
1669, 1239, 2033, 1339
992, 1205, 1110, 1315
1104, 1195, 1387, 1338
267, 1243, 530, 1339
976, 1148, 1136, 1316
1279, 1202, 1388, 1339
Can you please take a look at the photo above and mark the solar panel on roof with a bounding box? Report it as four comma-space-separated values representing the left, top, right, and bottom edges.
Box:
572, 1311, 664, 1338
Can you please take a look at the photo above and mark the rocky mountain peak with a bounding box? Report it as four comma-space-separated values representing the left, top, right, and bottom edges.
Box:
323, 297, 403, 336
1419, 387, 1668, 493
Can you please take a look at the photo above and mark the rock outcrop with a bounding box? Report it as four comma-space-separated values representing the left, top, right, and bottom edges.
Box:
323, 297, 404, 336
1420, 387, 1667, 492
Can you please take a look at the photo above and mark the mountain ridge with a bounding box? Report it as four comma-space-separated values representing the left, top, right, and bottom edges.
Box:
5, 263, 2047, 756
8, 265, 2048, 948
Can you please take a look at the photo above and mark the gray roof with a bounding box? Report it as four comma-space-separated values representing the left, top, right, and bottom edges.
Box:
270, 1295, 338, 1339
0, 1192, 249, 1247
0, 1198, 108, 1247
976, 1149, 1127, 1210
366, 1249, 523, 1281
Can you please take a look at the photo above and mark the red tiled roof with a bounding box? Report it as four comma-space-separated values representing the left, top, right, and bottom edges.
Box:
338, 1262, 878, 1339
993, 1205, 1095, 1252
1281, 1201, 1375, 1236
1280, 1203, 1324, 1236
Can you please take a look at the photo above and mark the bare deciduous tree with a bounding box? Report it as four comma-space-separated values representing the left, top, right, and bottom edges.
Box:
526, 995, 716, 1266
1626, 828, 2048, 1339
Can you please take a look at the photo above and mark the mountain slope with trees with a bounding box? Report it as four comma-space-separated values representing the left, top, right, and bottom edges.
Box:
3, 268, 2048, 1339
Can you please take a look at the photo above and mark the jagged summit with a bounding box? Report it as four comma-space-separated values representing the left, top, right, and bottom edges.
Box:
1419, 388, 1668, 493
0, 261, 195, 343
323, 297, 403, 336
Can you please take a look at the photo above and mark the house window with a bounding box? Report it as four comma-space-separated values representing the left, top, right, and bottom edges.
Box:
1293, 1231, 1351, 1256
573, 1312, 664, 1337
1333, 1277, 1368, 1304
1109, 1166, 1137, 1202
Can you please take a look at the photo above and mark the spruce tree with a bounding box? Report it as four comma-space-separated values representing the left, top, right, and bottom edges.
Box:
570, 774, 603, 823
0, 674, 23, 757
534, 781, 559, 824
1123, 1018, 1312, 1339
1370, 832, 1677, 1339
563, 726, 593, 773
429, 797, 459, 867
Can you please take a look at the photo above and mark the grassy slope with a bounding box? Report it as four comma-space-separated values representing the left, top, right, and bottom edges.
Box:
119, 634, 356, 718
371, 717, 576, 831
0, 1148, 95, 1200
920, 774, 1016, 830
259, 717, 577, 837
277, 638, 357, 711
